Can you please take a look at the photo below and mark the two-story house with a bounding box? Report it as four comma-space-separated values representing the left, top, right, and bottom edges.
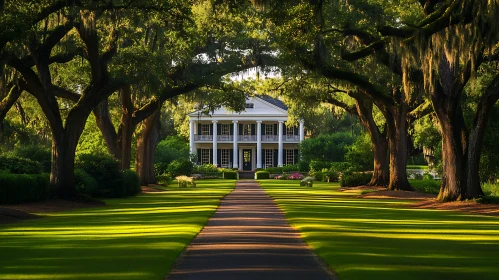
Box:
188, 95, 305, 171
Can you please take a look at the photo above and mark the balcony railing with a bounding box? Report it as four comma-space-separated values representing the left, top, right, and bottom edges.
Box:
194, 134, 300, 142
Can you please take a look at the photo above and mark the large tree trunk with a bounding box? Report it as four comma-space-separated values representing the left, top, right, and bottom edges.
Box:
93, 100, 119, 158
51, 107, 91, 199
465, 74, 499, 199
354, 97, 389, 186
386, 104, 413, 191
135, 107, 161, 185
117, 86, 134, 170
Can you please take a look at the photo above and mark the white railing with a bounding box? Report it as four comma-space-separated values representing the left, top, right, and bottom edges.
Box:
283, 135, 300, 142
238, 135, 257, 142
262, 135, 278, 141
217, 135, 233, 141
194, 135, 213, 141
194, 134, 300, 142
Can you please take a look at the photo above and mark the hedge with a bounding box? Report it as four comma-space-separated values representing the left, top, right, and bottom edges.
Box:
0, 172, 52, 204
255, 171, 270, 179
0, 155, 42, 174
340, 172, 373, 187
223, 171, 238, 179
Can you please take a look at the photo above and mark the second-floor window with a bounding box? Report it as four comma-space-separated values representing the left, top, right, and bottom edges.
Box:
286, 126, 295, 137
221, 124, 230, 135
201, 124, 210, 135
265, 124, 274, 135
243, 124, 252, 135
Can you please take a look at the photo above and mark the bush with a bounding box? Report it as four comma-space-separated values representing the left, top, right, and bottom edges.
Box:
175, 175, 196, 188
340, 172, 373, 187
74, 168, 99, 197
154, 136, 190, 175
194, 164, 218, 174
324, 169, 339, 182
223, 170, 238, 179
482, 183, 499, 197
0, 155, 42, 174
166, 159, 194, 177
10, 145, 52, 172
410, 179, 441, 194
309, 160, 331, 173
0, 172, 52, 204
265, 167, 283, 173
300, 176, 314, 187
255, 171, 270, 179
345, 133, 374, 171
329, 162, 353, 173
297, 160, 310, 172
274, 173, 290, 180
122, 170, 141, 196
423, 172, 434, 180
289, 172, 304, 180
76, 153, 124, 198
299, 132, 355, 163
313, 171, 325, 181
282, 164, 299, 172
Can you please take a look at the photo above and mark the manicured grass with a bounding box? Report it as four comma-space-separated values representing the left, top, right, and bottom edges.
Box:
0, 179, 236, 280
407, 165, 429, 170
259, 179, 499, 280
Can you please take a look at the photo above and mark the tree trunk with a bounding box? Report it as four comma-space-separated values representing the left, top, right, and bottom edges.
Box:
354, 97, 389, 186
51, 107, 90, 199
136, 107, 161, 185
0, 84, 23, 132
93, 100, 120, 158
386, 105, 413, 191
369, 134, 389, 186
465, 74, 499, 199
117, 86, 134, 170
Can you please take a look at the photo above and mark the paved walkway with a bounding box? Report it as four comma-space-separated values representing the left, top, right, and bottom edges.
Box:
166, 180, 336, 280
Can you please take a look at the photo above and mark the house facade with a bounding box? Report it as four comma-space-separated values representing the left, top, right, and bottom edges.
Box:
188, 96, 305, 171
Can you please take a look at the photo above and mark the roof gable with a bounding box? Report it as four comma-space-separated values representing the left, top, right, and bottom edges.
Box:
188, 96, 287, 117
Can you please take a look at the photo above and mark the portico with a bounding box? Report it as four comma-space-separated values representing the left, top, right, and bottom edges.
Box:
188, 96, 305, 171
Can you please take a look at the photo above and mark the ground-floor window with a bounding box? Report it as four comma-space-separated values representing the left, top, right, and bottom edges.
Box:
221, 149, 230, 168
286, 149, 295, 165
201, 149, 210, 165
265, 149, 274, 168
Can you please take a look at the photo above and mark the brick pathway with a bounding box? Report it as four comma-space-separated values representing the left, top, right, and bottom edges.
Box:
166, 180, 336, 280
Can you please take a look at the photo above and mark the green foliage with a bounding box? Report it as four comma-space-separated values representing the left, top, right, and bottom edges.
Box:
309, 160, 331, 173
482, 183, 499, 197
480, 105, 499, 183
223, 170, 238, 179
297, 160, 310, 172
282, 164, 299, 172
345, 133, 373, 171
0, 155, 42, 174
299, 133, 355, 163
155, 136, 190, 174
76, 154, 124, 198
265, 166, 283, 173
410, 179, 441, 194
312, 171, 325, 181
255, 171, 270, 179
324, 169, 340, 182
74, 168, 99, 198
122, 170, 141, 196
166, 159, 194, 178
193, 164, 219, 174
329, 162, 353, 173
0, 172, 52, 204
340, 172, 373, 187
9, 145, 52, 172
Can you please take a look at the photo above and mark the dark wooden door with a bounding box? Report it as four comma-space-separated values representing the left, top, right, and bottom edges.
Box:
243, 149, 252, 170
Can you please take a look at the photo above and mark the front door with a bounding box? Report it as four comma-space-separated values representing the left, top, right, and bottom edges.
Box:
243, 149, 252, 170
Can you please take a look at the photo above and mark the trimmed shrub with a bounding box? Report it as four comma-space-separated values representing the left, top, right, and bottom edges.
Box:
340, 172, 373, 187
255, 171, 270, 179
0, 172, 52, 204
122, 170, 140, 196
74, 168, 99, 197
0, 155, 42, 174
274, 173, 290, 180
309, 160, 330, 173
297, 160, 310, 172
223, 170, 238, 179
289, 172, 304, 180
265, 167, 283, 173
76, 153, 124, 198
194, 164, 218, 174
329, 162, 353, 173
282, 164, 299, 172
10, 145, 51, 172
313, 171, 325, 181
300, 176, 314, 187
324, 169, 339, 182
166, 159, 194, 178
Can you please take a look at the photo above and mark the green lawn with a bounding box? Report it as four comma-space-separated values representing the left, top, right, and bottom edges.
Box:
259, 179, 499, 280
0, 179, 236, 280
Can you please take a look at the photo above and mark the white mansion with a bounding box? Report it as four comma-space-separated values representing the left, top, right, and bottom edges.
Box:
188, 95, 305, 171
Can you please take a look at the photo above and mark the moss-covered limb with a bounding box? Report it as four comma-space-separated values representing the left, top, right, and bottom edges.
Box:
340, 39, 387, 62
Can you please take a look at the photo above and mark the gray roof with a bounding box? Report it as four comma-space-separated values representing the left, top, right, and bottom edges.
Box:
257, 95, 288, 111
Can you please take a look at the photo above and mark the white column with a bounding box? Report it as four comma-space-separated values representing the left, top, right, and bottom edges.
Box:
299, 120, 305, 142
212, 120, 218, 166
189, 120, 195, 154
256, 121, 262, 168
278, 121, 284, 167
232, 121, 238, 169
